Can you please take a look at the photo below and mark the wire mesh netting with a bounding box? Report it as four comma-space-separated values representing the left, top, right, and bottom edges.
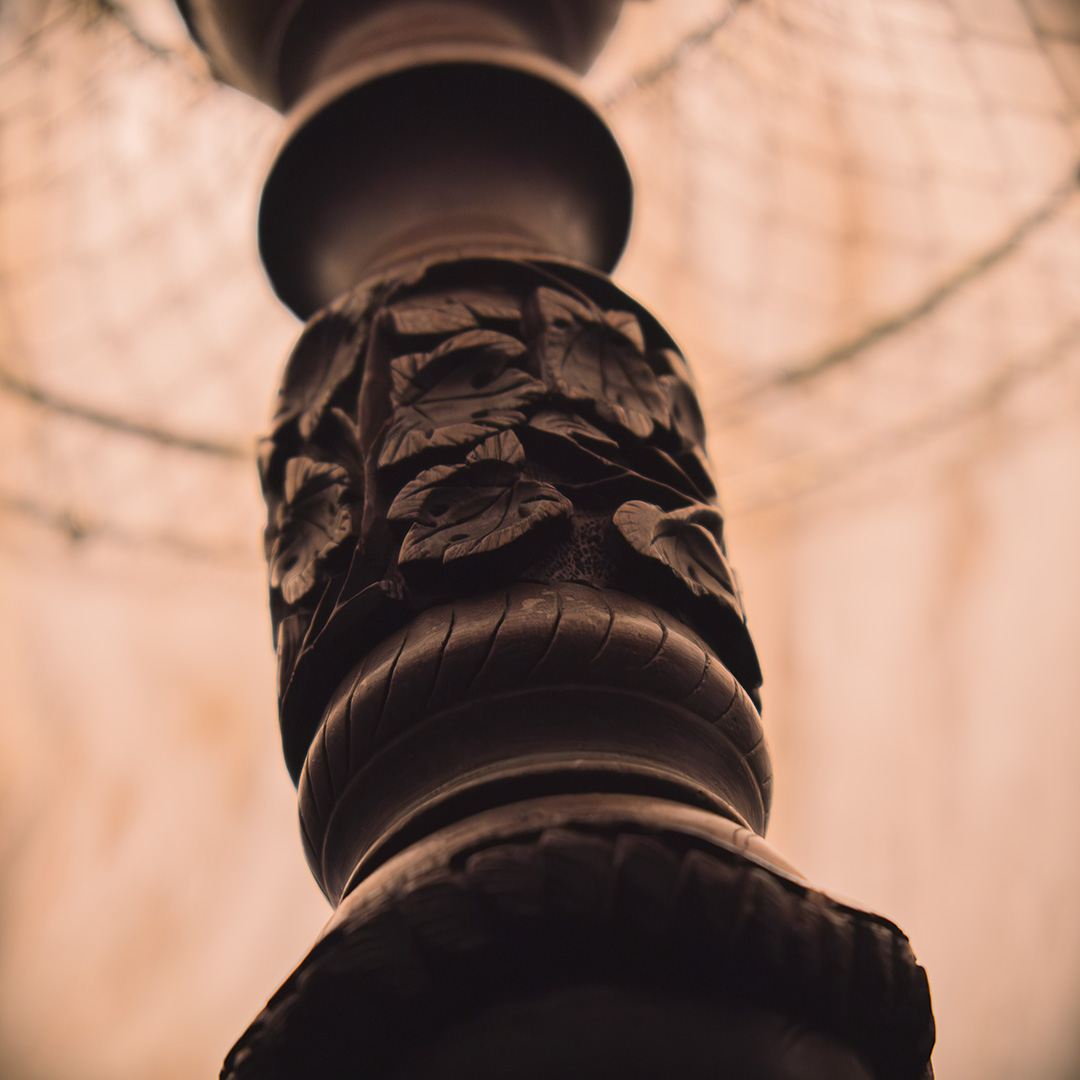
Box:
2, 1, 1080, 1078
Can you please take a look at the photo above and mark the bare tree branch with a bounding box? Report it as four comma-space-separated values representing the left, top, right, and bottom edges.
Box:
603, 2, 747, 108
0, 363, 248, 459
724, 166, 1080, 411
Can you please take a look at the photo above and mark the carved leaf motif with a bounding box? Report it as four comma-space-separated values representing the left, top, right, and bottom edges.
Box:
386, 289, 522, 338
273, 289, 371, 439
650, 348, 708, 451
466, 428, 527, 466
388, 433, 570, 565
398, 480, 571, 565
269, 457, 354, 605
521, 416, 695, 511
634, 443, 715, 502
659, 373, 707, 450
379, 331, 544, 467
604, 309, 646, 352
612, 500, 737, 603
389, 329, 527, 402
527, 287, 667, 440
388, 462, 462, 523
527, 410, 619, 452
673, 445, 717, 500
654, 347, 699, 388
610, 500, 761, 688
320, 408, 367, 486
388, 432, 527, 525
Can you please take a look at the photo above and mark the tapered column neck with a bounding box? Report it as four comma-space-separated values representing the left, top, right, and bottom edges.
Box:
175, 0, 634, 316
259, 49, 632, 317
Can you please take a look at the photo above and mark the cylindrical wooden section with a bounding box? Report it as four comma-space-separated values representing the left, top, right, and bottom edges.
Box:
242, 250, 934, 1078
168, 1, 936, 1075
261, 252, 767, 893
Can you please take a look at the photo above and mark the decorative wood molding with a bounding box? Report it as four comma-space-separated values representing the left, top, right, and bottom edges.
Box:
222, 796, 934, 1080
170, 3, 935, 1075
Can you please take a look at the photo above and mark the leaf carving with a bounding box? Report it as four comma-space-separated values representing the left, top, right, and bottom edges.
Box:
612, 501, 735, 600
388, 462, 462, 523
673, 445, 717, 499
521, 415, 695, 511
318, 408, 366, 485
659, 373, 707, 450
633, 443, 714, 502
387, 432, 527, 525
386, 289, 522, 338
387, 432, 570, 566
269, 457, 355, 605
527, 410, 619, 452
379, 331, 544, 467
273, 289, 372, 440
650, 347, 708, 451
399, 480, 571, 565
389, 329, 527, 403
610, 500, 761, 689
466, 428, 528, 466
605, 309, 646, 352
526, 287, 667, 440
654, 347, 698, 387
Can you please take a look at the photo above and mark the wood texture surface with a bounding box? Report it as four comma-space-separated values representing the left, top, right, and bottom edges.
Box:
260, 254, 762, 785
222, 797, 934, 1080
243, 251, 934, 1078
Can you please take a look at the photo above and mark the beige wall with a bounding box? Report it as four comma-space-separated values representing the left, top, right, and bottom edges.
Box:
2, 0, 1080, 1076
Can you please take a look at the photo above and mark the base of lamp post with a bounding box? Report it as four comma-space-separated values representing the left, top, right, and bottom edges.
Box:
223, 795, 933, 1080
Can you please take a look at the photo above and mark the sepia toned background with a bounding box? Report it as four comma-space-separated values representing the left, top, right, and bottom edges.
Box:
2, 0, 1080, 1076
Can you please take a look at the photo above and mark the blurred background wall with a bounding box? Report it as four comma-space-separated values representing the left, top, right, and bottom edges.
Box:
2, 0, 1080, 1076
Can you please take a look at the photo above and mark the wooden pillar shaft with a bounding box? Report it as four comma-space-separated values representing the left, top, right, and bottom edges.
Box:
171, 3, 936, 1076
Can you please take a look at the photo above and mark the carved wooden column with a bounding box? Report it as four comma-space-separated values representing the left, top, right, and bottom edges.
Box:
175, 3, 935, 1076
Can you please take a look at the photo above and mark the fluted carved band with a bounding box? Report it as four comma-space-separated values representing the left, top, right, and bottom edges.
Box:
298, 582, 771, 900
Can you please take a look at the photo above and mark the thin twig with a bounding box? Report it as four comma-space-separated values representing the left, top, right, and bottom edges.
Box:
723, 166, 1080, 411
82, 0, 174, 59
0, 486, 257, 560
0, 363, 249, 459
725, 321, 1080, 513
603, 2, 747, 108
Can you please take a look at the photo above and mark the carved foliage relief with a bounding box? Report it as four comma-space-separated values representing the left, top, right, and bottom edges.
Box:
259, 256, 762, 777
